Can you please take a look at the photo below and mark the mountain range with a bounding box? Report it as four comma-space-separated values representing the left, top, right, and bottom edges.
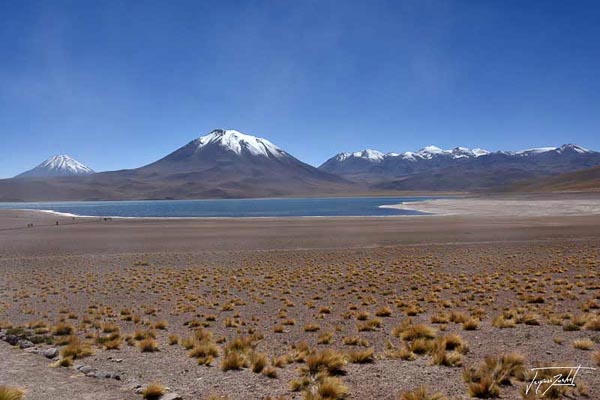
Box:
319, 143, 600, 191
1, 129, 599, 201
0, 130, 351, 201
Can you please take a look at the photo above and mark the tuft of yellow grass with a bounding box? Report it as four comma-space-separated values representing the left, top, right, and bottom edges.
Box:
60, 337, 93, 359
0, 385, 25, 400
573, 338, 594, 350
138, 338, 159, 352
346, 348, 374, 364
221, 351, 246, 371
306, 377, 348, 400
592, 351, 600, 366
141, 383, 165, 400
305, 349, 346, 376
467, 375, 500, 398
399, 386, 447, 400
400, 324, 436, 341
52, 321, 75, 336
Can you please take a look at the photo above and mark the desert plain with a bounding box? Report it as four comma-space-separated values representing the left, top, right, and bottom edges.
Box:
1, 194, 600, 400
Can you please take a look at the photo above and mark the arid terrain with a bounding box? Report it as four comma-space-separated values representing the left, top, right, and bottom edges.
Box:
1, 196, 600, 400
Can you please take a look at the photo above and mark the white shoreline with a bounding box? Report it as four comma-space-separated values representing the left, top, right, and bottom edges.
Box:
381, 198, 600, 217
3, 208, 429, 220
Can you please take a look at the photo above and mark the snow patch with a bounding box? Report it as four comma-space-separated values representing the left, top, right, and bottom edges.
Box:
194, 129, 287, 158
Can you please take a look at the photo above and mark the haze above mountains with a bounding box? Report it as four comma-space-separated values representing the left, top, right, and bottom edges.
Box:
2, 129, 599, 201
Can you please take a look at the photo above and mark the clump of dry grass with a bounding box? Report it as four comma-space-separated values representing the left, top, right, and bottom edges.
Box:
573, 338, 594, 350
187, 329, 220, 365
221, 351, 246, 371
467, 375, 500, 398
357, 318, 382, 332
52, 322, 75, 336
346, 348, 374, 364
102, 335, 122, 350
399, 386, 447, 400
430, 335, 468, 367
60, 336, 93, 359
318, 332, 334, 344
463, 353, 526, 398
262, 366, 277, 379
141, 383, 165, 400
491, 314, 516, 329
592, 351, 600, 366
168, 334, 179, 345
220, 334, 273, 374
375, 306, 392, 317
400, 324, 436, 341
249, 351, 268, 373
462, 318, 480, 331
51, 356, 73, 368
305, 349, 346, 376
303, 376, 348, 400
153, 320, 168, 330
0, 385, 24, 400
138, 338, 159, 352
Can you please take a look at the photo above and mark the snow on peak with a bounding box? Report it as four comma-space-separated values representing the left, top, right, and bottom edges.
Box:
416, 145, 449, 159
16, 154, 95, 178
515, 144, 592, 156
451, 147, 490, 158
515, 147, 556, 155
557, 144, 591, 154
39, 155, 94, 174
194, 129, 287, 158
416, 146, 490, 159
334, 149, 385, 162
353, 149, 385, 161
333, 145, 492, 163
472, 148, 491, 157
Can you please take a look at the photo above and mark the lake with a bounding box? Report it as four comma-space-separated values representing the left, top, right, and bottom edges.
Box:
0, 197, 436, 218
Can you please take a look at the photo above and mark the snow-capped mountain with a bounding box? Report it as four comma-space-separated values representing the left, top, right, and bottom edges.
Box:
2, 129, 350, 201
16, 155, 95, 178
514, 144, 592, 156
192, 129, 288, 159
327, 145, 491, 164
132, 128, 348, 196
319, 143, 600, 187
334, 149, 385, 162
142, 129, 312, 173
2, 134, 599, 201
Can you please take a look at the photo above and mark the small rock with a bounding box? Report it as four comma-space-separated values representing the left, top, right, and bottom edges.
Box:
5, 335, 19, 346
18, 340, 34, 349
77, 365, 95, 375
43, 348, 59, 359
89, 370, 112, 379
161, 394, 183, 400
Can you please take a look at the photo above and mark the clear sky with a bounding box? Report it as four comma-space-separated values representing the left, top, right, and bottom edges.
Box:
1, 0, 600, 177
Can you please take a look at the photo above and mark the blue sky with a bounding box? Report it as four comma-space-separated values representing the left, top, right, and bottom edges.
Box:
1, 0, 599, 177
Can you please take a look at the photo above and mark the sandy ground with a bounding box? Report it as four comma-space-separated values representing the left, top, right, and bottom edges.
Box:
1, 198, 600, 400
383, 196, 600, 217
0, 341, 137, 400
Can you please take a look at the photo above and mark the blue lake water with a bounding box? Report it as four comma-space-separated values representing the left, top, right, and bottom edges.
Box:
0, 197, 437, 218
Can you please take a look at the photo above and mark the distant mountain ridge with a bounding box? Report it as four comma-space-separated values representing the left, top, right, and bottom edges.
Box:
2, 132, 599, 202
319, 144, 600, 190
16, 155, 94, 178
1, 129, 352, 202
